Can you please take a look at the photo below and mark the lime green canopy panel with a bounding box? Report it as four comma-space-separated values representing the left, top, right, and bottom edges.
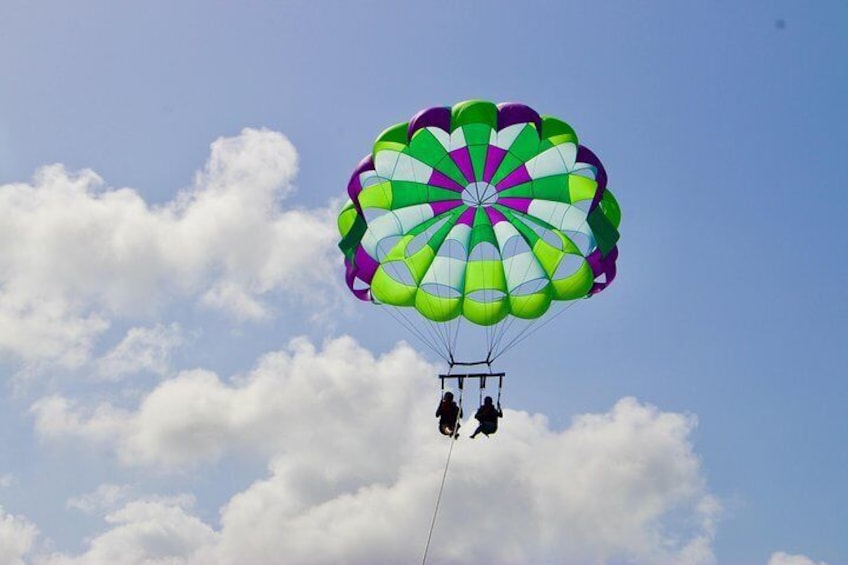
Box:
339, 101, 620, 326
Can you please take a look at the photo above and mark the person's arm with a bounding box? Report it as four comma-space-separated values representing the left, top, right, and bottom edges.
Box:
436, 404, 442, 418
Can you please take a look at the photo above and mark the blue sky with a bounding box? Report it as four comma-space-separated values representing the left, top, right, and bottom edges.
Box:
0, 1, 846, 563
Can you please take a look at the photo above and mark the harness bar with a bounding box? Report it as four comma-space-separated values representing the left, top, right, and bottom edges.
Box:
438, 372, 505, 390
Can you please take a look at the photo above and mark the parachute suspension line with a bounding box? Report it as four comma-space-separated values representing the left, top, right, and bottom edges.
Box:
489, 226, 527, 360
381, 305, 449, 364
394, 307, 447, 362
489, 315, 522, 360
486, 282, 498, 361
489, 296, 545, 359
489, 207, 597, 361
422, 318, 444, 357
480, 286, 491, 360
493, 302, 565, 362
419, 313, 452, 361
487, 314, 498, 362
488, 308, 531, 362
496, 374, 503, 406
491, 298, 582, 362
419, 315, 455, 363
488, 211, 556, 360
422, 379, 464, 565
417, 210, 457, 360
492, 212, 596, 360
444, 317, 464, 363
426, 316, 468, 367
449, 317, 462, 361
444, 232, 457, 361
486, 324, 503, 359
382, 305, 424, 346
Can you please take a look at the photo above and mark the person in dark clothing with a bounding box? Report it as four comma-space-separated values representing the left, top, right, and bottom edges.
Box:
436, 391, 462, 438
470, 396, 503, 438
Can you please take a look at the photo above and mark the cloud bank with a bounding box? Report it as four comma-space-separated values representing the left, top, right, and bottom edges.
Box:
768, 551, 829, 565
0, 507, 38, 565
1, 126, 731, 564
32, 336, 720, 564
0, 128, 337, 371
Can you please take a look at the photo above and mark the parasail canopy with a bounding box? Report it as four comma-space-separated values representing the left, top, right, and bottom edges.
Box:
338, 100, 620, 361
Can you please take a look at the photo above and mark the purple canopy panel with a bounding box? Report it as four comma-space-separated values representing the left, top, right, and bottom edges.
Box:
486, 206, 508, 225
428, 169, 465, 192
408, 106, 452, 137
456, 207, 476, 226
496, 165, 531, 191
345, 259, 371, 301
449, 147, 475, 183
586, 248, 603, 274
497, 197, 532, 214
354, 246, 379, 282
430, 200, 463, 216
483, 146, 508, 183
586, 246, 618, 295
576, 146, 608, 213
347, 155, 375, 215
496, 102, 542, 132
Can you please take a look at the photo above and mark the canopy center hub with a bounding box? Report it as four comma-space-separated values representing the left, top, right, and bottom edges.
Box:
461, 182, 498, 208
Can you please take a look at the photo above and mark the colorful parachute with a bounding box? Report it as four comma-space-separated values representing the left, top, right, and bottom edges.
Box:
338, 100, 620, 360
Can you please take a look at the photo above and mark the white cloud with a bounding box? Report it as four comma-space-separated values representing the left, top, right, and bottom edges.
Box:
66, 484, 135, 514
95, 323, 183, 380
33, 336, 719, 564
200, 398, 718, 565
0, 128, 337, 371
33, 336, 433, 471
199, 282, 269, 322
768, 551, 829, 565
31, 395, 131, 447
0, 293, 109, 373
0, 507, 38, 565
40, 497, 216, 565
0, 474, 13, 488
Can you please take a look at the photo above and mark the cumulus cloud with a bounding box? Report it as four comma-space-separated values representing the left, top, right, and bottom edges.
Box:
33, 336, 719, 564
0, 507, 38, 565
95, 323, 183, 380
31, 395, 131, 447
40, 497, 216, 565
66, 483, 135, 514
0, 128, 337, 371
768, 551, 829, 565
33, 336, 434, 471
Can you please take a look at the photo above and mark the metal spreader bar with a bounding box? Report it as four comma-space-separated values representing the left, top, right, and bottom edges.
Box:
438, 372, 505, 391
